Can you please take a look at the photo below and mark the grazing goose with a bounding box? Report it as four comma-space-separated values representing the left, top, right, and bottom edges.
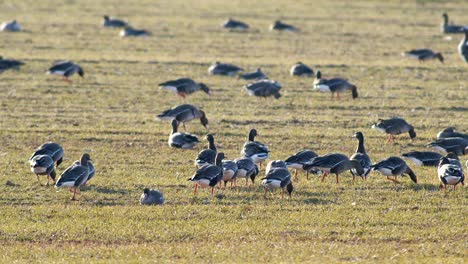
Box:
441, 13, 467, 34
29, 142, 64, 167
157, 104, 208, 130
437, 127, 468, 140
241, 129, 269, 168
285, 149, 318, 180
140, 188, 164, 205
234, 157, 259, 186
261, 166, 293, 198
438, 157, 464, 190
401, 151, 444, 167
270, 20, 297, 32
222, 18, 249, 30
403, 49, 444, 63
427, 137, 468, 156
371, 157, 417, 184
47, 61, 84, 83
239, 68, 267, 80
0, 56, 24, 73
371, 117, 416, 143
350, 132, 372, 180
168, 119, 199, 149
102, 15, 127, 27
120, 26, 150, 37
245, 79, 282, 99
159, 78, 210, 99
188, 153, 224, 195
29, 155, 56, 186
0, 20, 20, 32
290, 62, 313, 77
208, 61, 243, 76
222, 158, 238, 188
313, 71, 358, 99
195, 134, 217, 168
55, 154, 92, 200
459, 31, 468, 62
303, 153, 355, 184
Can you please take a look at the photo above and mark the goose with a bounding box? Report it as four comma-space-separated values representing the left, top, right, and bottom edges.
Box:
458, 31, 468, 62
427, 137, 468, 156
0, 56, 24, 73
438, 157, 464, 190
239, 68, 267, 80
222, 158, 238, 188
55, 154, 92, 200
140, 188, 164, 205
208, 61, 243, 76
0, 20, 20, 32
350, 132, 372, 180
403, 49, 444, 63
371, 157, 417, 184
195, 134, 217, 168
244, 79, 281, 99
270, 20, 297, 32
261, 166, 293, 198
265, 160, 287, 174
302, 153, 360, 184
46, 61, 84, 84
70, 156, 96, 185
102, 15, 127, 27
234, 157, 259, 186
29, 155, 56, 186
437, 127, 468, 140
29, 142, 64, 167
168, 119, 199, 149
222, 18, 249, 30
188, 152, 224, 195
284, 149, 318, 180
401, 151, 444, 167
156, 104, 209, 130
159, 78, 210, 99
120, 26, 150, 37
290, 62, 313, 77
371, 117, 416, 143
441, 13, 467, 34
241, 129, 269, 168
313, 71, 358, 99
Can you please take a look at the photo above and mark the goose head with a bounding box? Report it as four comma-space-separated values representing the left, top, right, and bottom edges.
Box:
77, 66, 84, 78
352, 131, 364, 141
435, 53, 444, 63
80, 153, 92, 165
286, 181, 294, 197
103, 15, 110, 21
315, 70, 322, 79
248, 129, 258, 141
442, 13, 448, 24
199, 110, 209, 130
199, 83, 210, 95
215, 152, 225, 167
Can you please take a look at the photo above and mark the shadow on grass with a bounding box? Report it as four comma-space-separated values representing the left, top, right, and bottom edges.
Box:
88, 186, 128, 195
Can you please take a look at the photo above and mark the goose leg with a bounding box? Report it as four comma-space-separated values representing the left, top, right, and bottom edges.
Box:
321, 172, 328, 182
193, 184, 198, 195
36, 174, 42, 185
71, 188, 77, 200
294, 169, 298, 182
335, 174, 339, 184
245, 178, 248, 186
211, 187, 214, 195
63, 77, 72, 84
336, 92, 340, 100
306, 170, 309, 180
263, 188, 267, 198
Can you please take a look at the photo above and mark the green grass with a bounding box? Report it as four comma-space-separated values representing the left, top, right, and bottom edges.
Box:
1, 0, 467, 262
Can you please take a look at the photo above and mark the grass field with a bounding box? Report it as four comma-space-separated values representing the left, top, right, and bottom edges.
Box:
1, 0, 467, 262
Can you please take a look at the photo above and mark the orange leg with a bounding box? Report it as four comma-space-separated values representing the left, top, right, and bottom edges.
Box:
62, 76, 72, 84
263, 188, 268, 198
71, 188, 77, 200
335, 174, 339, 184
193, 184, 198, 195
321, 172, 328, 182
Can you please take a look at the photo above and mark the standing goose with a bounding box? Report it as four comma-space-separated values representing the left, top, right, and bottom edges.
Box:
120, 26, 150, 37
313, 71, 358, 99
241, 129, 269, 169
0, 20, 20, 32
222, 18, 249, 30
438, 157, 464, 190
70, 156, 95, 185
239, 68, 267, 80
290, 62, 313, 77
222, 158, 238, 188
188, 153, 224, 195
350, 132, 372, 180
156, 104, 209, 130
427, 137, 468, 156
55, 154, 92, 200
403, 49, 444, 63
401, 151, 444, 167
140, 188, 164, 205
102, 15, 127, 27
371, 157, 417, 184
458, 31, 468, 63
437, 127, 468, 140
372, 117, 416, 143
47, 61, 84, 84
159, 78, 210, 98
270, 20, 297, 32
0, 56, 24, 73
302, 153, 353, 184
284, 149, 318, 180
441, 13, 467, 34
244, 79, 282, 99
234, 157, 259, 186
29, 155, 56, 186
195, 134, 217, 168
261, 166, 293, 198
168, 119, 199, 149
29, 142, 64, 167
208, 62, 243, 76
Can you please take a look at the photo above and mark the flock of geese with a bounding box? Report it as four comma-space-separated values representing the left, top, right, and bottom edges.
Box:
2, 11, 466, 204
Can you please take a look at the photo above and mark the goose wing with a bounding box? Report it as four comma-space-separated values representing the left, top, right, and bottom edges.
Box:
242, 141, 269, 157
191, 164, 222, 181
